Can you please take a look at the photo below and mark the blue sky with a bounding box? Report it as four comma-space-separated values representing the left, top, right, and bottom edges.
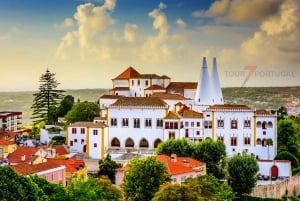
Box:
0, 0, 299, 91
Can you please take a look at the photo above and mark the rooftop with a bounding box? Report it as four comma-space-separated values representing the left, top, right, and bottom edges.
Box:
110, 97, 168, 108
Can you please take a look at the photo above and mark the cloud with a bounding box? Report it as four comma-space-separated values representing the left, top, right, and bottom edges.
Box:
57, 18, 74, 28
194, 0, 284, 23
241, 0, 300, 64
124, 23, 139, 43
55, 0, 116, 60
176, 18, 186, 29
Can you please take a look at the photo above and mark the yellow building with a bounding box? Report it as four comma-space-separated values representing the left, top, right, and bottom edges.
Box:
0, 139, 17, 158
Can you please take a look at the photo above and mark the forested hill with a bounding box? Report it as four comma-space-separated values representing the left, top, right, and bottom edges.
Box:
0, 87, 299, 125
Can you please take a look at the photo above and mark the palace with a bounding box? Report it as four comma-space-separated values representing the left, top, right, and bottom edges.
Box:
67, 57, 277, 160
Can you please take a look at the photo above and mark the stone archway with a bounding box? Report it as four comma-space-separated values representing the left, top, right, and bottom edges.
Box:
111, 137, 120, 147
139, 138, 149, 148
154, 138, 162, 148
125, 138, 134, 148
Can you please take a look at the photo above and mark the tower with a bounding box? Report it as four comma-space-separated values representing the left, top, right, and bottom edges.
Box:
211, 57, 224, 104
194, 57, 212, 106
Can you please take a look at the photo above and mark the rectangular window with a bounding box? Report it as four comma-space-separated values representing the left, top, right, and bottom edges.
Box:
52, 173, 55, 181
231, 137, 237, 146
244, 137, 251, 145
181, 176, 186, 182
231, 120, 238, 129
122, 118, 129, 127
80, 128, 85, 134
138, 80, 140, 86
244, 120, 251, 128
132, 80, 134, 86
169, 132, 175, 139
185, 129, 189, 138
165, 122, 170, 129
156, 119, 163, 128
204, 121, 208, 128
218, 136, 224, 142
81, 139, 84, 144
70, 141, 73, 146
197, 122, 200, 127
174, 122, 178, 129
74, 139, 77, 143
145, 80, 149, 86
145, 118, 152, 128
94, 143, 97, 148
185, 121, 189, 127
93, 129, 98, 135
72, 128, 76, 134
208, 121, 212, 128
110, 118, 117, 126
58, 171, 62, 180
196, 131, 200, 135
191, 122, 194, 127
217, 120, 224, 128
134, 118, 140, 128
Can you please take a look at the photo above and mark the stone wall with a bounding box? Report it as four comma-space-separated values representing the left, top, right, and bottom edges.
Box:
251, 174, 300, 198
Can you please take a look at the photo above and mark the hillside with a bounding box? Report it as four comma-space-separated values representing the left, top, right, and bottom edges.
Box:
0, 87, 299, 126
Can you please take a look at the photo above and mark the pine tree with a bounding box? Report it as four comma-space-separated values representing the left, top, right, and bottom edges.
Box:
31, 69, 65, 125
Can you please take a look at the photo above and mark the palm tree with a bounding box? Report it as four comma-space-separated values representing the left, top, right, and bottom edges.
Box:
266, 138, 273, 160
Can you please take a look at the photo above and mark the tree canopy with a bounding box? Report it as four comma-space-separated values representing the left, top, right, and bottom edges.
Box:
31, 69, 65, 124
122, 156, 170, 201
228, 153, 259, 196
155, 138, 193, 157
98, 153, 122, 184
64, 101, 99, 123
151, 182, 203, 201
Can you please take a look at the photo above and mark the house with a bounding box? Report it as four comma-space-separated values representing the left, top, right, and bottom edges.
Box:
115, 154, 206, 185
47, 157, 87, 184
11, 161, 66, 186
257, 160, 291, 180
0, 139, 17, 158
0, 111, 22, 132
67, 121, 108, 159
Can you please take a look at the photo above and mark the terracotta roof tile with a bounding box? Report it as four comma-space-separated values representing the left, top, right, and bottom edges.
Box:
181, 110, 203, 118
152, 93, 189, 100
255, 109, 273, 115
165, 111, 181, 119
11, 161, 63, 175
113, 67, 140, 80
8, 147, 40, 163
0, 139, 16, 145
54, 146, 69, 155
208, 104, 252, 111
111, 87, 130, 91
110, 97, 168, 108
100, 95, 122, 99
47, 158, 85, 173
145, 85, 165, 90
166, 82, 197, 90
69, 121, 107, 128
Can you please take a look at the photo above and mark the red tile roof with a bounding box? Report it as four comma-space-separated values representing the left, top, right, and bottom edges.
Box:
156, 155, 204, 175
165, 111, 181, 119
113, 67, 140, 80
255, 109, 273, 115
145, 85, 166, 90
208, 104, 252, 111
54, 146, 69, 155
47, 158, 85, 174
11, 161, 63, 175
110, 97, 168, 108
69, 121, 107, 128
0, 139, 16, 145
111, 87, 130, 91
181, 110, 203, 118
8, 147, 40, 163
166, 82, 197, 90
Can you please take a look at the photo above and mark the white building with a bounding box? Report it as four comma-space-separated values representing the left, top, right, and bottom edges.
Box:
69, 57, 277, 160
0, 111, 22, 132
67, 121, 108, 159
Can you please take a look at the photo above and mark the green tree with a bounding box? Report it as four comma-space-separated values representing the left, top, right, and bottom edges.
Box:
277, 119, 299, 157
0, 166, 45, 201
228, 153, 259, 197
30, 175, 70, 201
156, 138, 193, 157
191, 139, 227, 179
275, 151, 299, 168
65, 101, 99, 123
31, 69, 65, 125
151, 182, 203, 201
98, 153, 122, 184
272, 106, 288, 121
67, 177, 123, 201
185, 175, 235, 201
122, 156, 170, 201
57, 95, 75, 118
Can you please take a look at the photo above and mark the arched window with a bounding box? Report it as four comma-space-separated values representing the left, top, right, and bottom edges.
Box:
111, 138, 120, 147
154, 139, 162, 148
262, 121, 267, 129
256, 121, 261, 128
256, 138, 262, 145
139, 138, 149, 148
262, 138, 267, 147
125, 138, 134, 148
268, 121, 273, 128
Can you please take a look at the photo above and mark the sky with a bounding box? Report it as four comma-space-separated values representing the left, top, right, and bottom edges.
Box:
0, 0, 299, 91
